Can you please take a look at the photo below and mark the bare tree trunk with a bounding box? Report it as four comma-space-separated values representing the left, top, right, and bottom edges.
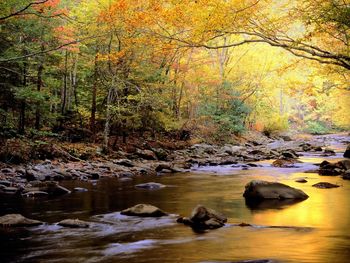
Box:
279, 86, 284, 116
90, 53, 98, 134
61, 50, 68, 115
103, 86, 114, 153
18, 55, 27, 134
35, 44, 44, 130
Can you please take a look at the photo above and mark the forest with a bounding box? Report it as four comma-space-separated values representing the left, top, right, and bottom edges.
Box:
0, 0, 349, 156
1, 1, 350, 263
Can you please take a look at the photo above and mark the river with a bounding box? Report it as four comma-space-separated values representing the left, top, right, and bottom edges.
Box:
1, 134, 349, 262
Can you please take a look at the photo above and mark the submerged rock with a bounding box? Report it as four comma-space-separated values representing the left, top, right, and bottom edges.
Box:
135, 182, 165, 190
243, 180, 309, 200
57, 219, 89, 228
0, 214, 43, 227
22, 191, 49, 197
295, 178, 308, 183
24, 181, 71, 196
121, 204, 167, 217
272, 158, 300, 168
177, 205, 227, 230
312, 182, 340, 189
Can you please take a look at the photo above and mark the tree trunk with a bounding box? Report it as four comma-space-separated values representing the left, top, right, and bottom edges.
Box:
103, 87, 114, 153
18, 55, 27, 134
61, 50, 68, 115
90, 53, 98, 134
35, 44, 44, 130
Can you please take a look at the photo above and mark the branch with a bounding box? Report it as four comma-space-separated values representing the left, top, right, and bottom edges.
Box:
0, 34, 109, 63
0, 0, 49, 21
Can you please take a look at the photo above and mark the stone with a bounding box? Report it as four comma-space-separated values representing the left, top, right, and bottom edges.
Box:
57, 219, 89, 228
0, 214, 43, 227
178, 205, 227, 230
73, 187, 88, 192
281, 150, 299, 159
1, 187, 19, 194
342, 170, 350, 180
113, 159, 135, 167
272, 158, 299, 168
26, 181, 71, 196
22, 191, 49, 197
312, 182, 340, 189
318, 160, 344, 176
243, 180, 309, 200
135, 182, 166, 190
120, 204, 167, 217
136, 149, 157, 160
338, 160, 350, 170
295, 178, 308, 183
323, 148, 336, 156
344, 144, 350, 158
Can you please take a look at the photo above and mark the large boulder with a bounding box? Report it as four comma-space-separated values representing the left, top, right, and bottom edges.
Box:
318, 160, 345, 176
177, 205, 227, 230
243, 180, 309, 200
57, 219, 89, 228
120, 204, 167, 217
344, 144, 350, 158
0, 214, 43, 227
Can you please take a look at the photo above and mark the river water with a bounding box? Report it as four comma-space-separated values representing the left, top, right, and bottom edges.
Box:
1, 134, 349, 263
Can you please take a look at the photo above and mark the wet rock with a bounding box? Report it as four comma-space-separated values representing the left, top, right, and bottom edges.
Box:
338, 160, 350, 170
0, 180, 11, 187
272, 158, 299, 168
219, 159, 238, 165
344, 144, 350, 158
342, 170, 350, 180
0, 214, 43, 227
322, 148, 336, 156
73, 187, 88, 192
152, 148, 168, 161
295, 178, 308, 183
243, 180, 309, 200
177, 205, 227, 230
237, 222, 252, 227
136, 149, 157, 160
1, 168, 13, 173
22, 191, 49, 197
113, 159, 134, 167
25, 181, 71, 196
57, 219, 89, 228
312, 182, 340, 189
135, 182, 165, 190
231, 260, 277, 263
1, 187, 20, 194
281, 150, 299, 159
120, 204, 167, 217
318, 161, 344, 176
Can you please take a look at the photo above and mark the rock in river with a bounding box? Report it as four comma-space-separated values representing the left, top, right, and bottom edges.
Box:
121, 204, 167, 217
135, 182, 165, 190
312, 182, 340, 189
177, 205, 227, 230
344, 144, 350, 158
0, 214, 43, 227
243, 180, 309, 200
58, 219, 90, 228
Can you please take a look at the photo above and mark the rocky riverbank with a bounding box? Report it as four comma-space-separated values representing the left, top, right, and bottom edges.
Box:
0, 133, 349, 197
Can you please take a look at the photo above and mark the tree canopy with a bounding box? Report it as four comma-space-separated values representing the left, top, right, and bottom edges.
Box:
0, 0, 349, 147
